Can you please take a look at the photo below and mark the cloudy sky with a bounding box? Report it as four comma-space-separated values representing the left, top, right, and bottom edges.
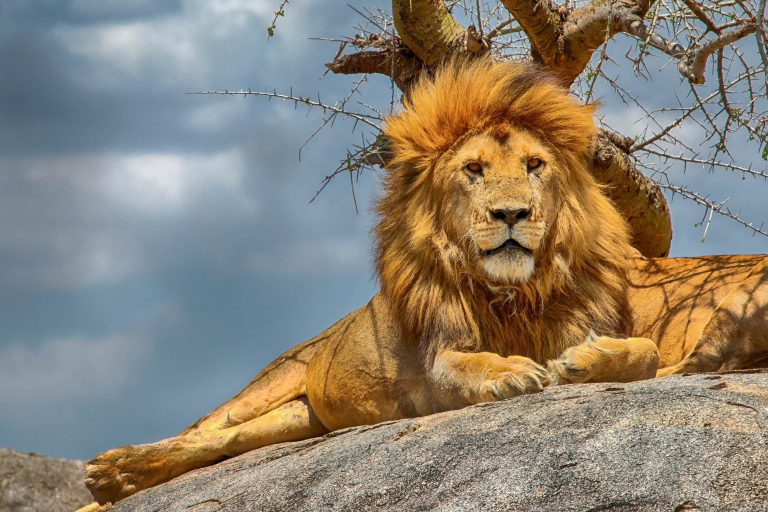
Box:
0, 1, 765, 461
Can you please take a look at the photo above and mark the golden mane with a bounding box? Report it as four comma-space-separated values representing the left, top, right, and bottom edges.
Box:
376, 58, 634, 362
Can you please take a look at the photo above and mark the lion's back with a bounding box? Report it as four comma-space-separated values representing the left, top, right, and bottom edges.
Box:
629, 254, 767, 365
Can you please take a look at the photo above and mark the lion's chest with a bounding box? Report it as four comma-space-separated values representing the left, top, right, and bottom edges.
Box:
478, 309, 580, 364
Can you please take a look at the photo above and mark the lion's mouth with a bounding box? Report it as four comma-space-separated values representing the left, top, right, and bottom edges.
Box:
481, 238, 532, 257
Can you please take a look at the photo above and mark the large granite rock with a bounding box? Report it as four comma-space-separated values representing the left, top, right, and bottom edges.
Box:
111, 370, 768, 511
0, 448, 91, 512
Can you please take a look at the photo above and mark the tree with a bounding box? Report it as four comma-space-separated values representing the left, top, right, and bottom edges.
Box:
198, 0, 767, 257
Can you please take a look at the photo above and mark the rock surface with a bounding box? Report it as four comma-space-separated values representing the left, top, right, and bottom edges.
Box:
0, 447, 92, 512
112, 371, 768, 512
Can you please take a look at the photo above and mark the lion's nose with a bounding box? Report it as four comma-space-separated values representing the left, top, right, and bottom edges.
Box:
489, 206, 531, 226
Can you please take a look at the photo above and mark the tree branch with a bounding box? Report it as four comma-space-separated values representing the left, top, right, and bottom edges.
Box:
558, 0, 756, 86
679, 0, 719, 34
757, 0, 768, 72
186, 89, 382, 130
619, 14, 686, 59
593, 130, 673, 257
499, 0, 562, 64
678, 24, 758, 84
557, 0, 655, 85
391, 0, 487, 67
661, 184, 768, 238
325, 44, 423, 91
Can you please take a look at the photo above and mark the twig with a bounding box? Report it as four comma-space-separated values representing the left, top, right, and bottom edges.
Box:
487, 18, 517, 39
662, 183, 768, 237
642, 147, 768, 180
680, 0, 720, 34
186, 90, 382, 130
267, 0, 290, 38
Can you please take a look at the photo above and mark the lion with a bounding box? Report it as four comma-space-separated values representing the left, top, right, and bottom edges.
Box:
80, 58, 768, 508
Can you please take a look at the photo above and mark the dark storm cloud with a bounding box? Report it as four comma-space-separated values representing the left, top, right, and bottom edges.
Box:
0, 0, 190, 154
0, 1, 388, 458
1, 1, 184, 24
0, 0, 390, 155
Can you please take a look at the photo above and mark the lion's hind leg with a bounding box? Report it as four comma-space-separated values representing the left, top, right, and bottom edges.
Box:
84, 397, 328, 505
548, 335, 660, 385
657, 260, 768, 377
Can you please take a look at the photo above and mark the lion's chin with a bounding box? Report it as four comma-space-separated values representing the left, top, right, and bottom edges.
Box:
479, 250, 535, 284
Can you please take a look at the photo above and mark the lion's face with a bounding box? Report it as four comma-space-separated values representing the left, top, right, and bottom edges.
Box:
437, 125, 557, 285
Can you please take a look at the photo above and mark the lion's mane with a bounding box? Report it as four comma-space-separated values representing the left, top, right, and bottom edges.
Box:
375, 58, 634, 363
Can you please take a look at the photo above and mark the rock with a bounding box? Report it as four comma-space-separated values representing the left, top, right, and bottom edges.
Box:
0, 448, 91, 512
113, 371, 768, 512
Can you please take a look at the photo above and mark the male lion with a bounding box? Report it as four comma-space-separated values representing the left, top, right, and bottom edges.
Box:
82, 59, 768, 507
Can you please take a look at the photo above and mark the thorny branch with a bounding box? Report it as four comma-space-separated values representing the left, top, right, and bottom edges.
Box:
187, 86, 385, 209
266, 0, 289, 38
678, 24, 758, 84
186, 89, 382, 131
662, 183, 768, 237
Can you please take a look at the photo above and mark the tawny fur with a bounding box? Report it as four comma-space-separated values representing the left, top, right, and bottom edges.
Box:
80, 59, 768, 510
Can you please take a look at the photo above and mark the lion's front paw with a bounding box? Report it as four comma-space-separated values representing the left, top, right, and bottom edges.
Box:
85, 444, 164, 504
477, 355, 552, 401
548, 335, 659, 385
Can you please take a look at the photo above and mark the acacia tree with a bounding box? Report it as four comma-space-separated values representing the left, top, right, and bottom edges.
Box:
201, 0, 767, 257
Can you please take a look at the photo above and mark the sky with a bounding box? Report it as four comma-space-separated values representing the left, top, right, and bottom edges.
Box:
0, 1, 765, 461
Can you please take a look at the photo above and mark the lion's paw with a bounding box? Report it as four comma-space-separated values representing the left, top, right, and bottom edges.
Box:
478, 355, 551, 401
85, 444, 162, 504
547, 336, 615, 385
548, 335, 659, 385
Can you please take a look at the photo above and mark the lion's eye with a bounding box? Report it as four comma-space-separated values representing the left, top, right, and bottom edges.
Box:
465, 162, 483, 175
526, 157, 543, 172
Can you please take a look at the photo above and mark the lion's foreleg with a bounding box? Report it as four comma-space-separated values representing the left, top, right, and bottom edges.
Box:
547, 336, 659, 385
430, 349, 551, 407
85, 397, 327, 505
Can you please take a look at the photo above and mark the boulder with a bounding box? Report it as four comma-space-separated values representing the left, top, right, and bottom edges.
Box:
0, 448, 91, 512
112, 370, 768, 511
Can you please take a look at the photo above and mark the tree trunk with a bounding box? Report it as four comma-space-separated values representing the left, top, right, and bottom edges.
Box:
594, 132, 672, 257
